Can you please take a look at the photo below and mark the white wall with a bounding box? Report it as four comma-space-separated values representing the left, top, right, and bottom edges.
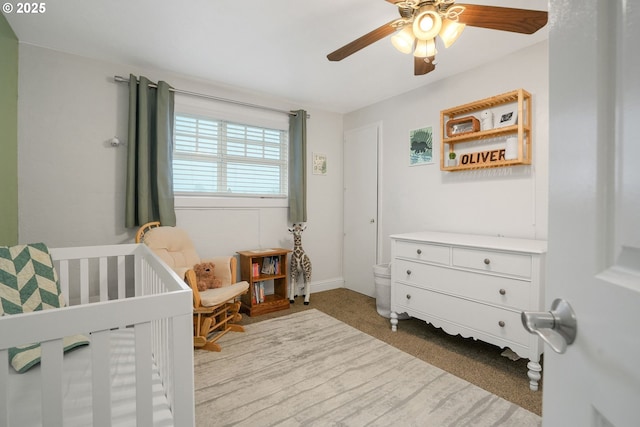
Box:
17, 42, 548, 293
344, 41, 549, 263
17, 44, 344, 288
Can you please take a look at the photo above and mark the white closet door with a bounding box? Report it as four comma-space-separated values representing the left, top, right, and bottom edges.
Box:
343, 123, 380, 297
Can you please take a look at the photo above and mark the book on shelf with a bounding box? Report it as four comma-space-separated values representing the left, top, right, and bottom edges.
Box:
252, 262, 260, 277
253, 282, 265, 304
261, 256, 279, 275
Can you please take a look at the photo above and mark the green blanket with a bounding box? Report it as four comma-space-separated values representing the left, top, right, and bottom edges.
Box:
0, 243, 88, 373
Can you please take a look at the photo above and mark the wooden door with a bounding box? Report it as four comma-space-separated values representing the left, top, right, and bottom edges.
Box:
544, 0, 640, 425
343, 123, 380, 297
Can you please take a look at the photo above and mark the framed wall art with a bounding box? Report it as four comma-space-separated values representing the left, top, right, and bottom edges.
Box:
409, 126, 434, 166
312, 152, 327, 175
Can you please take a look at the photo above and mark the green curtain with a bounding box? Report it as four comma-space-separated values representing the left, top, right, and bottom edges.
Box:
125, 74, 176, 227
288, 110, 307, 223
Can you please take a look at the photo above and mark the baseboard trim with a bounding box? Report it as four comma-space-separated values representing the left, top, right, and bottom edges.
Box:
290, 277, 344, 295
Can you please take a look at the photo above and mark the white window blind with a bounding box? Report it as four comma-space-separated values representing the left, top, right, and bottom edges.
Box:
173, 113, 288, 197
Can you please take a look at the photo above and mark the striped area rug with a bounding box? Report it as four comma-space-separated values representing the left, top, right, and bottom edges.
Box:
194, 309, 541, 427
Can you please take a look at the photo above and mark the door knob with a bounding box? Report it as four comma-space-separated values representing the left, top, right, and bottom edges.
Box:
370, 218, 375, 223
521, 298, 577, 354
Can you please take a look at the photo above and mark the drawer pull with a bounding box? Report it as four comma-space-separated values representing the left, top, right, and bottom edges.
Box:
498, 321, 505, 327
499, 288, 506, 295
416, 249, 422, 255
406, 269, 412, 275
484, 258, 491, 265
406, 294, 411, 300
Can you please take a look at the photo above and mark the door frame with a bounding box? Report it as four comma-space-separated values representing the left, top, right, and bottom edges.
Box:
373, 121, 383, 265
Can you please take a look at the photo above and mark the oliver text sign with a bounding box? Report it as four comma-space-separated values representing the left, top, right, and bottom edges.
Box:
459, 149, 507, 166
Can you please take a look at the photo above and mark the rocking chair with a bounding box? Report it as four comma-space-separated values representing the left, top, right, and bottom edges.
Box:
136, 221, 249, 351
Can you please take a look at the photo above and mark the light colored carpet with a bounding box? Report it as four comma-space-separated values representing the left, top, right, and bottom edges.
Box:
194, 309, 541, 426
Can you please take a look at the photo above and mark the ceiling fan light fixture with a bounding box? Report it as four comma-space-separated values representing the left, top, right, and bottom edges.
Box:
414, 38, 437, 58
412, 6, 442, 40
439, 19, 466, 48
413, 39, 427, 58
326, 2, 549, 77
391, 25, 415, 54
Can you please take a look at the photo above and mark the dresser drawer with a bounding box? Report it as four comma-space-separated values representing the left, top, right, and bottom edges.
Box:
392, 283, 530, 347
452, 247, 532, 278
393, 260, 530, 310
394, 241, 450, 265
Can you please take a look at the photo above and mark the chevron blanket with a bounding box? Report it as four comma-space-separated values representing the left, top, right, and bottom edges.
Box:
0, 243, 88, 373
0, 243, 64, 314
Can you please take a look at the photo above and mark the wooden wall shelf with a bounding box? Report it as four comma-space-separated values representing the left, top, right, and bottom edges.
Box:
441, 89, 532, 171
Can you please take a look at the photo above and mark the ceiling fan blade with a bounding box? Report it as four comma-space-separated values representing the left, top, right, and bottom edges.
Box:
457, 5, 548, 34
327, 19, 399, 61
414, 56, 436, 76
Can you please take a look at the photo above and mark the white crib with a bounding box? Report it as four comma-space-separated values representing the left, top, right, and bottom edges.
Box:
0, 243, 195, 427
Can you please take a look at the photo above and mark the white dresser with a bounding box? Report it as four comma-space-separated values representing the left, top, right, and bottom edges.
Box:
390, 231, 547, 391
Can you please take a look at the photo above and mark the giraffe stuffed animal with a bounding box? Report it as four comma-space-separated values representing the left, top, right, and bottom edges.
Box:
289, 223, 312, 305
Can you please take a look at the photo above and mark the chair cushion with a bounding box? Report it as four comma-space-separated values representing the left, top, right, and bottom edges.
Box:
0, 243, 88, 373
142, 226, 201, 271
199, 281, 249, 307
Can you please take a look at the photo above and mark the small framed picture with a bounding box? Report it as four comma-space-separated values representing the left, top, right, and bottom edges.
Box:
451, 122, 475, 135
496, 110, 518, 128
446, 116, 480, 137
313, 153, 327, 175
409, 126, 434, 166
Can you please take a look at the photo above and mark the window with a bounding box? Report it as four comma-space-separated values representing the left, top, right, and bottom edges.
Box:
173, 113, 288, 198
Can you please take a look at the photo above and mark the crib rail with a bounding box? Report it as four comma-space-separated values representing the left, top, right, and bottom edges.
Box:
0, 244, 195, 427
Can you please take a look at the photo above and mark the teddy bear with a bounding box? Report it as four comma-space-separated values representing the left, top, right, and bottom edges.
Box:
193, 262, 222, 292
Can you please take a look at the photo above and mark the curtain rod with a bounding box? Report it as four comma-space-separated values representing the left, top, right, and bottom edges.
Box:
113, 75, 310, 119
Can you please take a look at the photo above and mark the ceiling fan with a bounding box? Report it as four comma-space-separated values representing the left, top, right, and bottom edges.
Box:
327, 0, 548, 76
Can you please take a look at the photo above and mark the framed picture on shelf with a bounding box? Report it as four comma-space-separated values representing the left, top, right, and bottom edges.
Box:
495, 109, 518, 128
451, 121, 475, 135
445, 116, 480, 137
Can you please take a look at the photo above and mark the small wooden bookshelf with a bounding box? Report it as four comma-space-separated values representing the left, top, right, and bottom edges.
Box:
237, 248, 291, 316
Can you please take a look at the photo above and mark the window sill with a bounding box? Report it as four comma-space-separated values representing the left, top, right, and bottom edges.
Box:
175, 196, 288, 209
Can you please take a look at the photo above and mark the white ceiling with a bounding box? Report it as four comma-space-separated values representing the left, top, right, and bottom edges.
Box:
4, 0, 548, 114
